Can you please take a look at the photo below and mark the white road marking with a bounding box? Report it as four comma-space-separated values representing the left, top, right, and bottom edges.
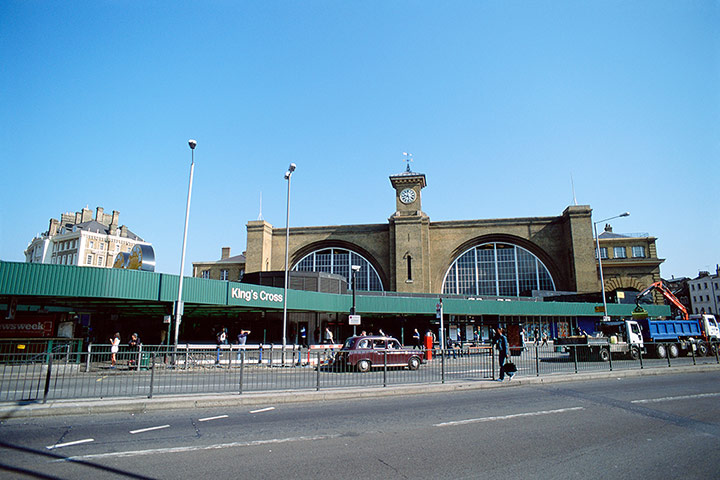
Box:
434, 407, 585, 427
250, 407, 275, 414
61, 434, 340, 460
46, 438, 94, 450
130, 424, 170, 434
198, 414, 229, 422
631, 392, 720, 404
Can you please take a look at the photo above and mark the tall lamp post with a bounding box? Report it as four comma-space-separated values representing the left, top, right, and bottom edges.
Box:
594, 211, 630, 321
282, 163, 296, 364
174, 139, 197, 348
350, 264, 361, 335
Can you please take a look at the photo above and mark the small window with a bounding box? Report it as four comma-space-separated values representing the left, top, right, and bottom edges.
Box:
99, 243, 104, 250
613, 247, 626, 259
598, 247, 608, 259
87, 255, 92, 265
201, 270, 210, 279
220, 269, 229, 281
98, 256, 104, 266
631, 246, 645, 258
691, 284, 695, 291
89, 240, 95, 249
239, 269, 245, 281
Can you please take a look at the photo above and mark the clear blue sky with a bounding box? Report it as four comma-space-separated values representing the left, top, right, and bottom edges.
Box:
1, 1, 718, 280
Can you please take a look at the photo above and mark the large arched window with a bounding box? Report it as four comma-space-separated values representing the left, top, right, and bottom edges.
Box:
442, 242, 555, 296
292, 248, 384, 291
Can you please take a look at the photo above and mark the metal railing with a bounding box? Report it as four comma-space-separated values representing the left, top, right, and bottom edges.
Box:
0, 340, 717, 404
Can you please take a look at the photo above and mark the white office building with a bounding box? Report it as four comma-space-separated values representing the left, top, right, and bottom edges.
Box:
24, 206, 151, 268
688, 267, 720, 315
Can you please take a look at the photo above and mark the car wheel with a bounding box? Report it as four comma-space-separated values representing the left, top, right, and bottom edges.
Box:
598, 347, 610, 362
697, 342, 709, 357
668, 344, 679, 358
357, 359, 371, 373
655, 344, 667, 359
630, 347, 640, 361
407, 356, 421, 370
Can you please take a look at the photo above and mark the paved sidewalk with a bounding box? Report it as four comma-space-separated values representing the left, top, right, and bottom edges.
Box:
2, 364, 718, 419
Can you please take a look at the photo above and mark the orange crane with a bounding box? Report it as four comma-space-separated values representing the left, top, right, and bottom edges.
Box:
635, 281, 688, 320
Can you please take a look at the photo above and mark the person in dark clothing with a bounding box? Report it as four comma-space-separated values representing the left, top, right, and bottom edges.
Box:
127, 333, 141, 368
495, 327, 510, 381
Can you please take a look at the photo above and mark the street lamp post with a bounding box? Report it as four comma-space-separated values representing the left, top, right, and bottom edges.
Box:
350, 264, 361, 336
174, 139, 197, 348
282, 163, 296, 365
594, 211, 630, 321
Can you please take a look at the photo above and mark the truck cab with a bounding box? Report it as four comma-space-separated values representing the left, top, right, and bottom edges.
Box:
597, 320, 643, 346
690, 314, 720, 341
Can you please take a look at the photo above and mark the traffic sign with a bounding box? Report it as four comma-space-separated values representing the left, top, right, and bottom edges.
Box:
349, 315, 361, 325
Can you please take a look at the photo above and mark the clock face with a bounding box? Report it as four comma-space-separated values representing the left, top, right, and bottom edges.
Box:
399, 188, 416, 204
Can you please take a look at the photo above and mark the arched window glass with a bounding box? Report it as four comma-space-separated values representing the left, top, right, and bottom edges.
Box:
292, 247, 383, 291
442, 242, 555, 297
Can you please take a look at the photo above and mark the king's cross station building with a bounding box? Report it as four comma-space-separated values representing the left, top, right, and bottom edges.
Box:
1, 164, 668, 346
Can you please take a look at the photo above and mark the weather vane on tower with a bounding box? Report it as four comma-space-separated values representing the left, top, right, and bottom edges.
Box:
403, 152, 413, 172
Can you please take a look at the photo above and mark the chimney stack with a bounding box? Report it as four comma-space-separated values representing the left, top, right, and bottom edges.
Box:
81, 207, 92, 223
221, 247, 231, 260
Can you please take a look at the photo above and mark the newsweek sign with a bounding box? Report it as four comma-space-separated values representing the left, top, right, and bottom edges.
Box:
0, 321, 54, 338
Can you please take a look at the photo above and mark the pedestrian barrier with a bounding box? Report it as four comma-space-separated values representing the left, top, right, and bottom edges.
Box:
0, 340, 717, 403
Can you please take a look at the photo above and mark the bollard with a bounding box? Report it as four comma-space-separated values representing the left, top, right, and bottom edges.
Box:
148, 355, 155, 399
608, 347, 613, 372
691, 342, 696, 366
316, 351, 321, 391
441, 347, 445, 384
42, 352, 53, 404
258, 345, 263, 364
85, 343, 92, 373
383, 349, 388, 387
239, 350, 245, 394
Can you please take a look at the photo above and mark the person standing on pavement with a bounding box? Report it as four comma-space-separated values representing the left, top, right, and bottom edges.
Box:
216, 327, 228, 364
110, 332, 120, 368
495, 327, 509, 381
236, 329, 250, 360
127, 333, 141, 369
412, 328, 421, 348
324, 327, 334, 345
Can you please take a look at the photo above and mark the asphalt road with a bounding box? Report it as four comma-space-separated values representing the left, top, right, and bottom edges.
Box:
1, 371, 720, 479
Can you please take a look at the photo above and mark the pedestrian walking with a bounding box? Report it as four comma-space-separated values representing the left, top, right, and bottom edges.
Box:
495, 328, 510, 381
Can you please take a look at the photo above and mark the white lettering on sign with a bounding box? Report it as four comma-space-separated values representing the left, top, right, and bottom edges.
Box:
231, 288, 283, 304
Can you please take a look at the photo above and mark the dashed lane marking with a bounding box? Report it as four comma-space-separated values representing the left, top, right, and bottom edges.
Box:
198, 415, 229, 422
631, 392, 720, 404
250, 407, 275, 414
46, 438, 94, 450
434, 406, 585, 427
130, 425, 170, 434
60, 434, 340, 460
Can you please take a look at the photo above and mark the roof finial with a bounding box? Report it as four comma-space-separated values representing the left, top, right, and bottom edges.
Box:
402, 152, 413, 172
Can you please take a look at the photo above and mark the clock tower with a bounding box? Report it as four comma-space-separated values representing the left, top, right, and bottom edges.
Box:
389, 160, 430, 293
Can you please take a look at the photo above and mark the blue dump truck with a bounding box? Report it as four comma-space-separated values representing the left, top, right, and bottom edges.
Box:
636, 317, 705, 359
555, 316, 718, 361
